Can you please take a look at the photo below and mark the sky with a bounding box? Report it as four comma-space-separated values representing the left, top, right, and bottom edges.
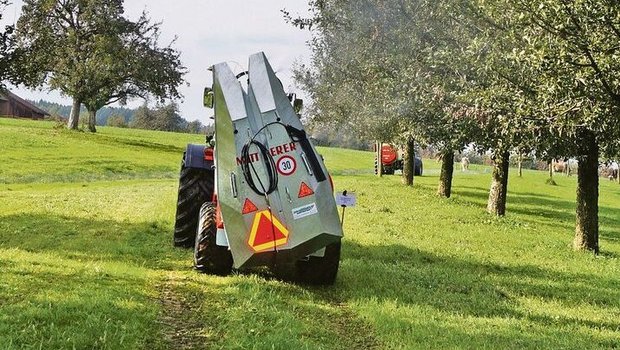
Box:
2, 0, 313, 124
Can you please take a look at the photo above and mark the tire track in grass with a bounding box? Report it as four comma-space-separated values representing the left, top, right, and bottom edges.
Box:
157, 270, 381, 349
327, 301, 382, 349
301, 286, 382, 349
156, 272, 217, 350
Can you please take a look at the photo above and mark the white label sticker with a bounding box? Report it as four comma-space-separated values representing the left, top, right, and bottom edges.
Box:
336, 192, 356, 207
292, 203, 318, 220
277, 155, 297, 176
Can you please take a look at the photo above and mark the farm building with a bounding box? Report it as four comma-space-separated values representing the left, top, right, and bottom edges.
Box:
0, 90, 49, 119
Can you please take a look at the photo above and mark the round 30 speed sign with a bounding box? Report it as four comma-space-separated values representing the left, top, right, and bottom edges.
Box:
277, 155, 297, 176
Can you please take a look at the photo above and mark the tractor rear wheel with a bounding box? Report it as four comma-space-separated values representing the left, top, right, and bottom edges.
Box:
415, 158, 424, 176
173, 162, 214, 248
295, 241, 341, 285
194, 202, 233, 275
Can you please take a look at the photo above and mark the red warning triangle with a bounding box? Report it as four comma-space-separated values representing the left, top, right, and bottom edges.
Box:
252, 213, 287, 246
248, 211, 289, 251
242, 198, 258, 214
298, 182, 314, 198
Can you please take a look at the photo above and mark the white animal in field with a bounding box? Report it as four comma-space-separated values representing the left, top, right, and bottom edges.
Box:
606, 161, 618, 180
553, 158, 578, 176
461, 157, 470, 171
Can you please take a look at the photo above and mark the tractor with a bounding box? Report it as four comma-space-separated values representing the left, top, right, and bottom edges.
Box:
172, 52, 343, 285
374, 143, 423, 176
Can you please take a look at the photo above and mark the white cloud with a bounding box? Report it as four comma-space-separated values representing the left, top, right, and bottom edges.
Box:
4, 0, 312, 124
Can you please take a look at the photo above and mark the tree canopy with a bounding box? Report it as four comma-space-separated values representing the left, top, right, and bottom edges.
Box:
15, 0, 186, 131
292, 0, 620, 253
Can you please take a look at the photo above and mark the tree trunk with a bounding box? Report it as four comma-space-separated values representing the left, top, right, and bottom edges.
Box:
437, 150, 454, 198
375, 141, 383, 177
87, 109, 97, 133
67, 98, 81, 130
518, 153, 523, 177
487, 149, 510, 216
402, 135, 414, 186
574, 131, 599, 253
549, 160, 553, 179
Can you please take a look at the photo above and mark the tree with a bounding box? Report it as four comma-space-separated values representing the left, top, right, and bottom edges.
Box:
129, 104, 155, 129
0, 0, 36, 88
0, 0, 14, 87
15, 0, 186, 131
514, 0, 620, 253
186, 120, 204, 134
106, 114, 127, 128
81, 12, 186, 132
290, 0, 479, 191
470, 0, 620, 251
152, 102, 184, 132
129, 103, 184, 132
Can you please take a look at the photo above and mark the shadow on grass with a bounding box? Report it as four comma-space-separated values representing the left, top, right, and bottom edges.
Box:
3, 212, 619, 348
95, 135, 186, 154
323, 241, 620, 348
165, 274, 382, 350
452, 185, 620, 243
0, 245, 161, 349
0, 213, 185, 270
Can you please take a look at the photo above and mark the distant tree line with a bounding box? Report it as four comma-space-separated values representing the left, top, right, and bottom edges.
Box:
31, 99, 133, 126
31, 99, 209, 134
128, 103, 211, 134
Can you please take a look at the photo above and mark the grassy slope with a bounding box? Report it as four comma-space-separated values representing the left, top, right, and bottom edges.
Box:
0, 118, 619, 349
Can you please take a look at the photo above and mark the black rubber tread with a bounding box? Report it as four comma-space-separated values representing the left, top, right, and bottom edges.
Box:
173, 163, 214, 248
295, 241, 341, 285
194, 202, 233, 275
415, 158, 423, 176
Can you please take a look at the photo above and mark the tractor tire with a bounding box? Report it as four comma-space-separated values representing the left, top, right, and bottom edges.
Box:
295, 241, 341, 285
194, 202, 233, 275
173, 162, 214, 248
415, 158, 424, 176
383, 166, 395, 175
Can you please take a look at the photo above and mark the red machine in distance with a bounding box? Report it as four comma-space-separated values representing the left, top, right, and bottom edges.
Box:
374, 144, 423, 176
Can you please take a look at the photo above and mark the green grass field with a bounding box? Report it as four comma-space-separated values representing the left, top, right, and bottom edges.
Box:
1, 118, 619, 349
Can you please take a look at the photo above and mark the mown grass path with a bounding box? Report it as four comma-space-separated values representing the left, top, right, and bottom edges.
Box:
1, 118, 619, 349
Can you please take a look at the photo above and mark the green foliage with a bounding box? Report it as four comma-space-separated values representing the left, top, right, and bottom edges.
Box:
1, 118, 619, 349
294, 0, 620, 246
292, 0, 482, 151
15, 0, 186, 131
0, 0, 13, 87
130, 103, 191, 133
29, 99, 207, 133
185, 120, 202, 134
31, 99, 134, 125
0, 0, 37, 88
106, 114, 127, 128
308, 121, 371, 150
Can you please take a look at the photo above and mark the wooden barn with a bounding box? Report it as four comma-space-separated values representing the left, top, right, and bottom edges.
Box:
0, 90, 50, 120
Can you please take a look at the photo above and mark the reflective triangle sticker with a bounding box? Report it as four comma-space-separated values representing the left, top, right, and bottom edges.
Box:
242, 198, 258, 214
298, 182, 314, 198
247, 210, 289, 252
